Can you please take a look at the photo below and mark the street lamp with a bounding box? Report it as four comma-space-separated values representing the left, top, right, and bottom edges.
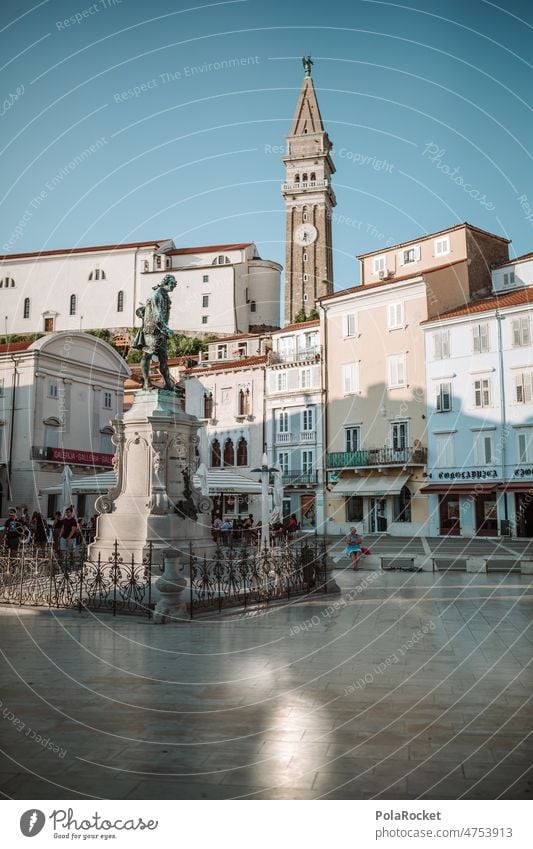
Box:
252, 450, 280, 550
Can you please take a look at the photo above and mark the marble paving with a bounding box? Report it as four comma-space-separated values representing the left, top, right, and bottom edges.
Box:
0, 568, 532, 800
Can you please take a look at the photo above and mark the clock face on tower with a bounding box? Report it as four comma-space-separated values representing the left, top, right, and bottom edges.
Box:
294, 223, 317, 246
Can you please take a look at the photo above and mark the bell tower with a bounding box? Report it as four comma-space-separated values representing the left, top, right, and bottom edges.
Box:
282, 58, 336, 324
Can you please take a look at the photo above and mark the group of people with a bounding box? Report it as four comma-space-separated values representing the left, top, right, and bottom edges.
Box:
2, 505, 97, 555
211, 513, 300, 546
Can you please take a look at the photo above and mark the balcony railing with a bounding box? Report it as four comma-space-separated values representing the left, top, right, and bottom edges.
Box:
327, 446, 427, 469
281, 469, 318, 485
276, 432, 292, 443
269, 347, 321, 364
282, 180, 328, 191
300, 430, 316, 442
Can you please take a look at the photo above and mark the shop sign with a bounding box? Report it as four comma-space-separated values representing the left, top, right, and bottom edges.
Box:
438, 469, 498, 481
513, 467, 533, 478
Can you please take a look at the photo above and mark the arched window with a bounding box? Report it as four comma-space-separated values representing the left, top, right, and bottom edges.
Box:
302, 173, 308, 182
0, 277, 15, 288
23, 297, 30, 319
223, 438, 234, 467
236, 437, 248, 467
310, 172, 316, 182
165, 257, 171, 269
238, 387, 250, 416
117, 290, 124, 313
210, 439, 221, 468
89, 269, 106, 281
155, 255, 162, 270
294, 173, 300, 183
212, 255, 231, 265
250, 300, 256, 313
69, 294, 77, 316
393, 486, 412, 523
302, 206, 308, 222
203, 392, 213, 419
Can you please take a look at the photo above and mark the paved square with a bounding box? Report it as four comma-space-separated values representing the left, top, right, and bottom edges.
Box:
0, 568, 532, 800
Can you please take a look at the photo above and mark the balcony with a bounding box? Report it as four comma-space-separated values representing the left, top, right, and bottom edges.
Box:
300, 430, 316, 442
276, 432, 292, 444
282, 180, 328, 192
281, 469, 318, 486
269, 347, 321, 365
327, 446, 427, 469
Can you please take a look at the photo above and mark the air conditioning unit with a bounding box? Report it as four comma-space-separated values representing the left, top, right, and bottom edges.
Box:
379, 269, 393, 280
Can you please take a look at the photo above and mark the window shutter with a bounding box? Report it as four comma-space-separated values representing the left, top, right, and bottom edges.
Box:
442, 331, 450, 358
473, 326, 480, 353
512, 319, 521, 347
524, 372, 533, 403
515, 373, 524, 403
480, 324, 489, 351
522, 318, 530, 346
398, 356, 405, 385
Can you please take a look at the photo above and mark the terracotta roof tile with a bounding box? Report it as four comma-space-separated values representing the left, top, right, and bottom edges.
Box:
0, 340, 34, 353
184, 354, 268, 375
277, 319, 320, 332
423, 286, 533, 322
0, 240, 170, 262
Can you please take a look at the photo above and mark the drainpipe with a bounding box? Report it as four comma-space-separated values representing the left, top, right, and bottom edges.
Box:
495, 310, 509, 530
319, 303, 329, 533
7, 354, 18, 502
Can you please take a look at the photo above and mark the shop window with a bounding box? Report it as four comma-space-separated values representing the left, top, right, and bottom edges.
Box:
345, 496, 363, 523
393, 486, 411, 522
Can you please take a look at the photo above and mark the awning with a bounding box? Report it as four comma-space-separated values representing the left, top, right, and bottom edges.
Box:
420, 482, 498, 495
499, 481, 533, 493
40, 469, 263, 496
332, 472, 409, 497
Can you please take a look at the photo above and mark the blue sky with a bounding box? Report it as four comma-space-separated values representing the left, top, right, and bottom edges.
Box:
1, 0, 532, 291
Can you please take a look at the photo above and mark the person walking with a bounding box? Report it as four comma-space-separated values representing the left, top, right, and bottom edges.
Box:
3, 508, 23, 553
60, 506, 79, 563
345, 526, 363, 571
32, 512, 48, 551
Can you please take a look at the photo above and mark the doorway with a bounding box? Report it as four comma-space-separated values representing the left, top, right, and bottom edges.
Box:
515, 493, 533, 537
475, 494, 498, 536
439, 495, 460, 535
300, 494, 316, 529
369, 497, 387, 533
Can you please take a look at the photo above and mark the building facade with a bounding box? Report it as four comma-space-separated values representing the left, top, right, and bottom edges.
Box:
422, 285, 533, 538
0, 332, 130, 518
265, 319, 324, 529
282, 69, 336, 324
0, 240, 281, 338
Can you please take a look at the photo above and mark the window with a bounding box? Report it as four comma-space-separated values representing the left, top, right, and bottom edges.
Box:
101, 433, 113, 454
203, 274, 209, 283
69, 294, 77, 316
155, 255, 162, 270
221, 388, 231, 405
202, 316, 208, 324
278, 451, 289, 475
517, 430, 533, 463
393, 486, 412, 522
48, 380, 59, 398
342, 363, 359, 395
436, 382, 452, 412
302, 408, 313, 431
223, 439, 235, 467
391, 421, 408, 451
143, 261, 149, 272
343, 313, 356, 337
117, 290, 124, 312
372, 255, 386, 275
388, 302, 404, 329
0, 379, 4, 397
23, 297, 30, 319
388, 354, 406, 388
401, 246, 420, 265
475, 433, 493, 465
103, 392, 112, 409
515, 371, 533, 404
304, 331, 318, 350
303, 273, 308, 283
472, 323, 489, 353
165, 257, 171, 269
303, 252, 308, 261
474, 378, 491, 407
300, 368, 312, 389
88, 269, 106, 280
0, 277, 15, 288
203, 393, 213, 419
202, 294, 209, 308
342, 495, 362, 524
250, 300, 257, 313
210, 439, 221, 467
512, 317, 530, 347
278, 336, 294, 361
44, 317, 54, 332
435, 433, 455, 467
278, 411, 289, 434
433, 330, 450, 360
345, 426, 360, 452
276, 372, 288, 391
217, 344, 227, 360
310, 172, 316, 182
238, 387, 251, 416
434, 237, 450, 256
212, 255, 231, 265
302, 206, 308, 222
503, 271, 515, 286
236, 437, 248, 467
44, 425, 60, 449
302, 450, 313, 473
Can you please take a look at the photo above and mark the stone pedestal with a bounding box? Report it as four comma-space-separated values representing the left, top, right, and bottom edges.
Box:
520, 559, 533, 575
153, 551, 189, 623
466, 556, 487, 573
89, 390, 213, 566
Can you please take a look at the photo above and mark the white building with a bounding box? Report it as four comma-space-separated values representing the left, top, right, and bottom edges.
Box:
180, 333, 270, 522
422, 285, 533, 537
0, 332, 130, 518
0, 240, 281, 338
265, 319, 325, 530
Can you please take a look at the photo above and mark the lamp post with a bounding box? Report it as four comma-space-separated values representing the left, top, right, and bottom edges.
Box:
252, 450, 280, 550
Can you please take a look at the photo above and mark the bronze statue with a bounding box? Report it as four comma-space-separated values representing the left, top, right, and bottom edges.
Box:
133, 274, 179, 391
302, 56, 313, 77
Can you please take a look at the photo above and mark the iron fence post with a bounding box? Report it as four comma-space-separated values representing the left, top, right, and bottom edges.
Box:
18, 547, 24, 607
147, 542, 153, 619
189, 541, 193, 620
112, 540, 118, 616
78, 552, 85, 613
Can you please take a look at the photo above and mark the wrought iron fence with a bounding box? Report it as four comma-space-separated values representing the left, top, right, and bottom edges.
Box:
188, 536, 328, 616
0, 542, 152, 616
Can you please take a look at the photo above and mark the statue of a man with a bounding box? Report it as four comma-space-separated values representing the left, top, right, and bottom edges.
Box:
133, 274, 178, 391
302, 56, 313, 77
